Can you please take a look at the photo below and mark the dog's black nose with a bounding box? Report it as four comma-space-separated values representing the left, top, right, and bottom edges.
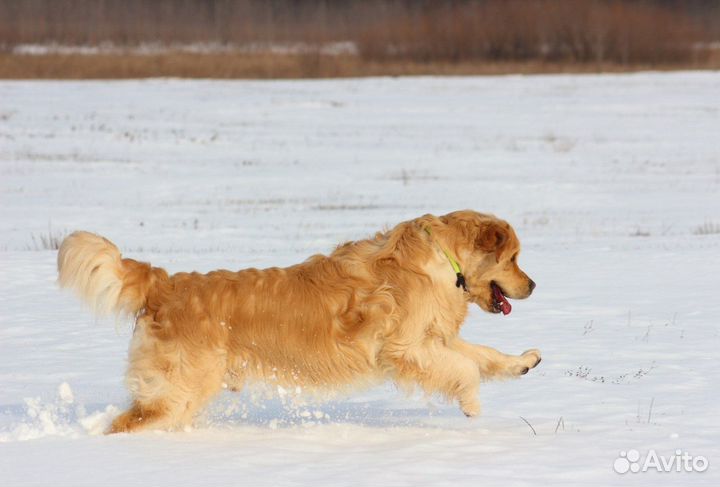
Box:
528, 279, 536, 293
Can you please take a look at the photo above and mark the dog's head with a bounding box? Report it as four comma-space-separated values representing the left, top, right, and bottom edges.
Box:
430, 210, 535, 315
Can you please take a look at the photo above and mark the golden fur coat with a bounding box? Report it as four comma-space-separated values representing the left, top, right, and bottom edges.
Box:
57, 210, 540, 433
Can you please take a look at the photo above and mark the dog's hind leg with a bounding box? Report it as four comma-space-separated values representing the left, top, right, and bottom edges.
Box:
175, 359, 226, 428
108, 368, 225, 434
107, 400, 175, 433
107, 317, 226, 434
108, 355, 225, 433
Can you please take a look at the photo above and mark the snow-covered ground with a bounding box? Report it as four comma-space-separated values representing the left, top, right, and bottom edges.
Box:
0, 72, 719, 486
10, 41, 359, 56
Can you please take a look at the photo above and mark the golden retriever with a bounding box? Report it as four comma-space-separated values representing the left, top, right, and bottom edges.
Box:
57, 210, 540, 433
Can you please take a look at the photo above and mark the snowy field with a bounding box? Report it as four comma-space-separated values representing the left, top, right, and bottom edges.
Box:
1, 72, 719, 486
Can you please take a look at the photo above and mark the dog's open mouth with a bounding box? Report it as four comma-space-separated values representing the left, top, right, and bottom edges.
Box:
491, 282, 512, 315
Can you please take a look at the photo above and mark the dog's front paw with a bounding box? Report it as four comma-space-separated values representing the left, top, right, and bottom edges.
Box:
508, 349, 542, 376
459, 398, 481, 418
518, 349, 542, 374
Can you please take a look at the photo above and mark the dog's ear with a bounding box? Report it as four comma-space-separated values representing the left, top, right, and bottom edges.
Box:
475, 222, 509, 262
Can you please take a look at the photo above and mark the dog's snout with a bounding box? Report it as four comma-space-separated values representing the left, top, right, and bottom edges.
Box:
528, 279, 536, 294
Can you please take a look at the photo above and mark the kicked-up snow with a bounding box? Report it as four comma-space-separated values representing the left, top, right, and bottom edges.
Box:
0, 72, 719, 486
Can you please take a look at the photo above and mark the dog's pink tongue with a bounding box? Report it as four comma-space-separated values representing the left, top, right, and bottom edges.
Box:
492, 284, 512, 315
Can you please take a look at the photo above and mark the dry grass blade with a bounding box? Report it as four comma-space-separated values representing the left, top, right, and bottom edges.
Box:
520, 416, 537, 436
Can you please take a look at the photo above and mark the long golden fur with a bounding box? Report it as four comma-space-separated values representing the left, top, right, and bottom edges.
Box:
57, 210, 540, 433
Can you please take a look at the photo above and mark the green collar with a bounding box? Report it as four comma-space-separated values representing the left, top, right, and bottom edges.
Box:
423, 227, 468, 292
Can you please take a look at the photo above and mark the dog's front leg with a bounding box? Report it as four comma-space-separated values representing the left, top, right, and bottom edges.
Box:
391, 343, 482, 417
450, 339, 541, 379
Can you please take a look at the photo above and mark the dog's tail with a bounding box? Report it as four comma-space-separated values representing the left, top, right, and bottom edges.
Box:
57, 231, 168, 317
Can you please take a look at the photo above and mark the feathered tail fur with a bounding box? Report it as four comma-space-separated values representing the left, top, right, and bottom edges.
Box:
57, 231, 166, 317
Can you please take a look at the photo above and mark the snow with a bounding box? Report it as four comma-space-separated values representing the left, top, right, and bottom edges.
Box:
10, 41, 359, 56
1, 72, 719, 485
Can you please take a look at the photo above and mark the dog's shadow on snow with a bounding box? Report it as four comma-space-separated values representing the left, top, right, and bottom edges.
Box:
0, 388, 465, 439
200, 389, 461, 431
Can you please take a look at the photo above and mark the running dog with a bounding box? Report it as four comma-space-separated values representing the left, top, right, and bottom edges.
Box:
57, 210, 540, 433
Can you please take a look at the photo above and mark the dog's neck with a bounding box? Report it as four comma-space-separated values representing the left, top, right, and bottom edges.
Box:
423, 227, 468, 292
